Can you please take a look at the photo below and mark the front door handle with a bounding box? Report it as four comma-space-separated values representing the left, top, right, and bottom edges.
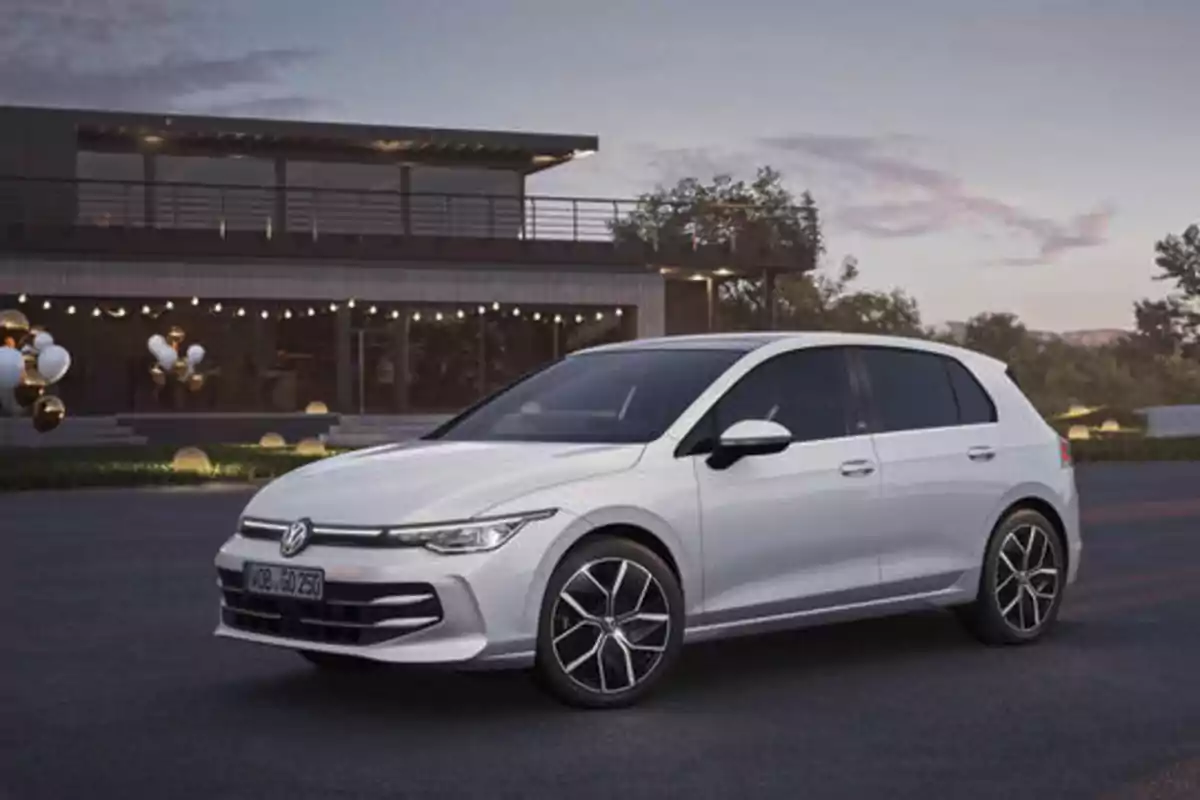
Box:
967, 446, 996, 462
839, 459, 876, 477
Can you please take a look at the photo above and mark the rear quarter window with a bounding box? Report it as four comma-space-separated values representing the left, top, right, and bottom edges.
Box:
944, 358, 998, 424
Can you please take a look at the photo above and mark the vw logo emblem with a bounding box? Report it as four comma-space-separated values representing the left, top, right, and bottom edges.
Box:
280, 517, 313, 558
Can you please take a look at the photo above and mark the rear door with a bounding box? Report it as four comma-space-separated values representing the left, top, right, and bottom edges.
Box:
852, 346, 1006, 594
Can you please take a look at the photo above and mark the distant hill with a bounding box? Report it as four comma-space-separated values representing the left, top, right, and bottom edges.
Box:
933, 322, 1129, 348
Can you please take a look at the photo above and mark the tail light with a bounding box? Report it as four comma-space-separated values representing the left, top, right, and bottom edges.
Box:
1059, 436, 1072, 468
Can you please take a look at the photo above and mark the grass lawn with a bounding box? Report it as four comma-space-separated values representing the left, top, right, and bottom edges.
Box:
0, 443, 350, 492
3, 434, 1200, 492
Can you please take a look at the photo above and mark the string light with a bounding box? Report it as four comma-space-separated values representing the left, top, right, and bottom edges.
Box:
307, 308, 316, 317
236, 307, 246, 317
435, 312, 444, 322
191, 297, 200, 306
492, 301, 500, 311
92, 307, 101, 318
554, 314, 563, 324
595, 311, 604, 321
18, 293, 26, 303
284, 309, 293, 319
348, 299, 357, 309
329, 303, 338, 312
456, 309, 465, 319
141, 305, 151, 315
260, 310, 269, 319
42, 300, 51, 310
615, 308, 624, 317
575, 314, 584, 323
390, 310, 400, 320
477, 305, 486, 315
413, 311, 422, 322
214, 303, 223, 313
66, 305, 76, 315
512, 308, 521, 317
165, 300, 174, 310
368, 305, 377, 315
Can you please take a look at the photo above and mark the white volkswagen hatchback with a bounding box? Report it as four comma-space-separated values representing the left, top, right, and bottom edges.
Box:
214, 332, 1081, 708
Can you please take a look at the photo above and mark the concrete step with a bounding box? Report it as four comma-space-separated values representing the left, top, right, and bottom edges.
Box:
0, 416, 146, 447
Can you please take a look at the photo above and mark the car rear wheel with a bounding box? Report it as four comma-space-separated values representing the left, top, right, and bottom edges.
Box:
534, 536, 684, 709
957, 508, 1066, 645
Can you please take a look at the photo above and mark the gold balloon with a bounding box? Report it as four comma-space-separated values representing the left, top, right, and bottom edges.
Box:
172, 357, 190, 381
31, 395, 65, 433
187, 372, 205, 392
13, 377, 45, 408
167, 325, 186, 347
0, 308, 30, 341
150, 364, 166, 386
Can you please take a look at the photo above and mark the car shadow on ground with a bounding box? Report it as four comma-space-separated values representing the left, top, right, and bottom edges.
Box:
222, 608, 1062, 719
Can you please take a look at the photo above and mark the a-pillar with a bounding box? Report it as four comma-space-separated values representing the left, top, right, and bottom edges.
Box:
335, 306, 352, 413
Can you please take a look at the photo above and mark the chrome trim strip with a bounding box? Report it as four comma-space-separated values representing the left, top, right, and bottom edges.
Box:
241, 519, 288, 532
221, 601, 281, 621
298, 616, 441, 630
326, 594, 435, 607
312, 525, 384, 537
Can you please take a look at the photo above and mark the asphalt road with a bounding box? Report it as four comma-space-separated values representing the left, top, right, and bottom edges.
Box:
3, 464, 1199, 800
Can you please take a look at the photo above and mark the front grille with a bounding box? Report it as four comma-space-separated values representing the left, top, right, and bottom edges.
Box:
217, 568, 443, 646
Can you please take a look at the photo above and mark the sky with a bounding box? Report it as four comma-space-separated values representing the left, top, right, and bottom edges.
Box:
2, 0, 1197, 331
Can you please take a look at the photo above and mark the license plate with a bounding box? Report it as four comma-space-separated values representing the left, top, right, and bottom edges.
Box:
243, 562, 324, 601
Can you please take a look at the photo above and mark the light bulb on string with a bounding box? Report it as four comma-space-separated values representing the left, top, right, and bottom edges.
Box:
512, 308, 521, 317
615, 308, 624, 317
329, 303, 338, 312
42, 300, 51, 310
165, 300, 174, 310
17, 293, 26, 303
533, 312, 542, 321
92, 307, 101, 318
284, 309, 293, 319
141, 305, 151, 315
348, 299, 356, 309
456, 309, 465, 319
260, 310, 269, 319
492, 301, 500, 311
214, 303, 223, 313
67, 305, 76, 315
390, 310, 400, 320
435, 312, 444, 322
237, 307, 246, 317
575, 314, 584, 324
554, 314, 563, 324
477, 305, 486, 315
413, 311, 422, 322
191, 297, 200, 306
595, 311, 604, 321
307, 308, 316, 317
368, 305, 377, 315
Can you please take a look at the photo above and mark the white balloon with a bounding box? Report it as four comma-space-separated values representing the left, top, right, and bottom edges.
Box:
147, 334, 166, 354
0, 346, 22, 390
37, 344, 71, 384
32, 331, 54, 352
186, 344, 205, 366
158, 352, 177, 371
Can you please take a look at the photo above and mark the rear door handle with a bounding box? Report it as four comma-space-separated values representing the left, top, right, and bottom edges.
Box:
967, 446, 996, 462
839, 459, 876, 477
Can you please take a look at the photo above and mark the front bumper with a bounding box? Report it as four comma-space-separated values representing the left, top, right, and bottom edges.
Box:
213, 512, 577, 669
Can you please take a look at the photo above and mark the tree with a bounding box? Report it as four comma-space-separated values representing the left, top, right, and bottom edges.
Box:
1132, 222, 1200, 355
615, 168, 923, 335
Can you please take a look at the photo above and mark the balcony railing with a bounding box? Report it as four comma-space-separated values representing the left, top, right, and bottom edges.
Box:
0, 176, 814, 270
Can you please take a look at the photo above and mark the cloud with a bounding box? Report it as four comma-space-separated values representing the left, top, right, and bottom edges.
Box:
761, 133, 1112, 263
0, 0, 321, 113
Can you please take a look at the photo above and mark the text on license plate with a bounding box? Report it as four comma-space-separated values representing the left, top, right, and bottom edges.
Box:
243, 562, 324, 600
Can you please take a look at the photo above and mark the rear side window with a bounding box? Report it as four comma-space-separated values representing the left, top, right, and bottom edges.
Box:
859, 347, 959, 432
944, 358, 997, 424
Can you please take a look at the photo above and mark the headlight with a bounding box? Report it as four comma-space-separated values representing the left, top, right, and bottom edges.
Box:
385, 509, 557, 554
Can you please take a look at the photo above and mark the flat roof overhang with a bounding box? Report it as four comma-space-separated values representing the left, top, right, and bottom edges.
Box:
4, 104, 598, 175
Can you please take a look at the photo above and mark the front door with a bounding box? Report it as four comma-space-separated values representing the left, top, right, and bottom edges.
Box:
691, 346, 884, 627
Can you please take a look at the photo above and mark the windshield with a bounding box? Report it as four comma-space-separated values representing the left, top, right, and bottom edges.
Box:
429, 348, 745, 444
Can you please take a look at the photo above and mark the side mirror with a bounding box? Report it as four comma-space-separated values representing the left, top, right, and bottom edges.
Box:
706, 419, 792, 470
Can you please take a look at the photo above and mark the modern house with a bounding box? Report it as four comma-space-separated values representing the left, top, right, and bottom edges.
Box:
0, 105, 810, 431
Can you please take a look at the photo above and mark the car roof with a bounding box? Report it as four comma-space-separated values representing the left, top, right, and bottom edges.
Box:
576, 331, 1005, 369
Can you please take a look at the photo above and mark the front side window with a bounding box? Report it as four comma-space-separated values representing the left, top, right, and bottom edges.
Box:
858, 347, 959, 432
429, 348, 745, 444
713, 347, 855, 444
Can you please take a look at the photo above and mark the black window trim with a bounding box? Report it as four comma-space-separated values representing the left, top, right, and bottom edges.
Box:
674, 345, 868, 458
848, 345, 998, 435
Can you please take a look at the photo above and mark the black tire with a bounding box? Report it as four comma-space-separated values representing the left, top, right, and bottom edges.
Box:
297, 650, 383, 671
533, 536, 684, 709
957, 508, 1067, 645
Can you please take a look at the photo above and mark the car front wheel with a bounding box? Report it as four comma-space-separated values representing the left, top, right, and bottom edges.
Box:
534, 536, 684, 709
957, 508, 1066, 645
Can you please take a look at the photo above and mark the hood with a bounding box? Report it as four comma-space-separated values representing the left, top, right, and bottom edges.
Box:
242, 439, 645, 525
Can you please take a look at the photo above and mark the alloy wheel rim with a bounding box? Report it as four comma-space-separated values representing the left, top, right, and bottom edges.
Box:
995, 524, 1060, 633
550, 557, 671, 695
